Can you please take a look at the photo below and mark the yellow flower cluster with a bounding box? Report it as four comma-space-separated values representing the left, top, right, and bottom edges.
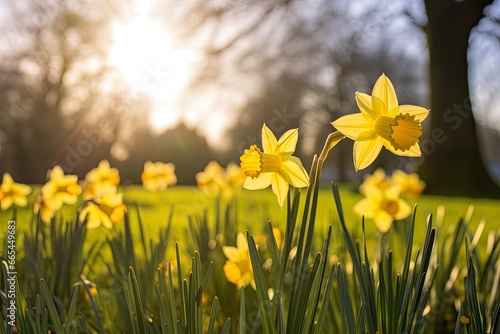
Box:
196, 161, 246, 199
354, 168, 425, 233
141, 161, 177, 192
79, 160, 126, 229
240, 74, 429, 208
4, 160, 177, 229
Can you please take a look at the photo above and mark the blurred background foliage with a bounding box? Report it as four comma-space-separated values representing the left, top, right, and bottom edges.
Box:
0, 0, 499, 196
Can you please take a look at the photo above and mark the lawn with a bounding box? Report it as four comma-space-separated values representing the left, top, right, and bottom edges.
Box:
3, 184, 500, 255
1, 183, 500, 333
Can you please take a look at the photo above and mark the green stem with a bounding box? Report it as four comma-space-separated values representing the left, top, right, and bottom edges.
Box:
318, 131, 345, 162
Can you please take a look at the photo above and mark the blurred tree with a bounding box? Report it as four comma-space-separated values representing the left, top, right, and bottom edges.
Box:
170, 0, 428, 181
169, 0, 500, 196
418, 0, 500, 197
0, 0, 138, 182
118, 122, 216, 185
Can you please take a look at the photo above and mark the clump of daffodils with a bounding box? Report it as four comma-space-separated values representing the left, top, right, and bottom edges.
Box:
141, 161, 177, 192
354, 168, 425, 232
80, 160, 126, 229
240, 74, 428, 209
196, 161, 246, 199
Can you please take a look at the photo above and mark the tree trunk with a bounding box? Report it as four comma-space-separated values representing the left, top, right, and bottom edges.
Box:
419, 0, 500, 198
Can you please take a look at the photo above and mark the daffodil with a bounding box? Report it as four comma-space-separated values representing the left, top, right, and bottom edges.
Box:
33, 192, 59, 224
240, 124, 309, 207
0, 173, 32, 211
332, 74, 429, 171
353, 185, 412, 233
79, 185, 126, 229
222, 232, 255, 289
390, 170, 425, 197
83, 160, 120, 199
359, 168, 389, 196
195, 161, 226, 195
41, 166, 82, 209
223, 162, 246, 195
141, 161, 177, 192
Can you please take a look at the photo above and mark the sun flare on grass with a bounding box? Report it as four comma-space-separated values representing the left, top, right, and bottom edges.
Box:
109, 7, 198, 132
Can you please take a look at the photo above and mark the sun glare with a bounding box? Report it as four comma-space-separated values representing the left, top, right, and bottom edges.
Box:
109, 7, 197, 132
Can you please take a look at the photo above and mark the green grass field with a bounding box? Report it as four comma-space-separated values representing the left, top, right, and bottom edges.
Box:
2, 184, 500, 333
2, 184, 500, 260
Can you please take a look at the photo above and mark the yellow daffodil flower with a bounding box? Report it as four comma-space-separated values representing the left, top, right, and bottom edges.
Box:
34, 192, 58, 224
390, 170, 425, 197
196, 161, 246, 198
240, 124, 309, 208
223, 162, 246, 195
354, 185, 412, 233
222, 232, 255, 289
41, 166, 82, 209
83, 160, 120, 199
141, 161, 177, 192
359, 168, 389, 196
332, 74, 429, 170
460, 315, 470, 325
0, 173, 32, 211
195, 161, 226, 195
79, 185, 126, 229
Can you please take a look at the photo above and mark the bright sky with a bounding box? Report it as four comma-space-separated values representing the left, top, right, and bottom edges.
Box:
107, 0, 243, 149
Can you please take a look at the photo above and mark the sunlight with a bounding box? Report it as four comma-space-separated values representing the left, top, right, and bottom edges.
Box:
109, 5, 197, 132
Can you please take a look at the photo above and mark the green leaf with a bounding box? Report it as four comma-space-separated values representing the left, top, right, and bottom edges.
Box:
238, 288, 246, 334
39, 278, 64, 334
247, 232, 275, 334
208, 297, 219, 334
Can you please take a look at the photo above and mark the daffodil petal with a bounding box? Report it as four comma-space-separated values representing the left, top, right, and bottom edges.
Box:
1, 197, 13, 211
383, 140, 421, 157
277, 128, 298, 155
355, 92, 378, 120
14, 183, 32, 196
236, 233, 248, 252
262, 124, 278, 153
394, 199, 412, 220
281, 157, 309, 188
385, 185, 402, 200
356, 130, 377, 141
374, 210, 393, 233
222, 246, 242, 261
14, 196, 28, 207
353, 137, 383, 171
244, 173, 272, 190
249, 277, 256, 290
361, 184, 385, 200
223, 261, 241, 284
398, 105, 429, 121
372, 96, 387, 116
372, 74, 398, 112
353, 198, 377, 218
332, 114, 373, 140
271, 173, 289, 208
